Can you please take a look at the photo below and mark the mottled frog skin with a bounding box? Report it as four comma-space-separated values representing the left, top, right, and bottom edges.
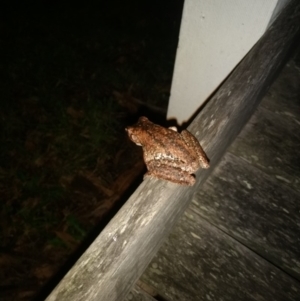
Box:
126, 116, 209, 186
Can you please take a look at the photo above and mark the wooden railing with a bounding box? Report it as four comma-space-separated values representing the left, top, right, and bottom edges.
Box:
45, 1, 300, 300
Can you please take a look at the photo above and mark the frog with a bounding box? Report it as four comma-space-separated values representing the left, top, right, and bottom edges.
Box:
125, 116, 209, 186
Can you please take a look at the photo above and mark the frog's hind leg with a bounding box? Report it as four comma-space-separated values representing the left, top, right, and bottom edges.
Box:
181, 130, 210, 169
145, 161, 195, 186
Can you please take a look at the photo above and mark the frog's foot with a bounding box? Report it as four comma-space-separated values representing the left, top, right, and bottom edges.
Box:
144, 164, 196, 186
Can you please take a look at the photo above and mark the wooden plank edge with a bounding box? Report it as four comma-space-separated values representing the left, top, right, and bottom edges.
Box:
45, 1, 300, 301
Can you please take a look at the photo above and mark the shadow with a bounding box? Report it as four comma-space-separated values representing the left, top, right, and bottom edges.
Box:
34, 171, 144, 301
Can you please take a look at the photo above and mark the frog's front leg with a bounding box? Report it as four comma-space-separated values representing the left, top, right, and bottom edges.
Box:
145, 160, 196, 186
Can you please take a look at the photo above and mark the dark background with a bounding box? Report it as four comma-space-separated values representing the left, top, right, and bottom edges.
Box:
0, 1, 184, 300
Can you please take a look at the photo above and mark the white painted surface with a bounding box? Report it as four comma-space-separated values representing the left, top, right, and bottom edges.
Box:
167, 0, 287, 124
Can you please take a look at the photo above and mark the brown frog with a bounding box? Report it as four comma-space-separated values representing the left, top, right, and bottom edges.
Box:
126, 116, 209, 186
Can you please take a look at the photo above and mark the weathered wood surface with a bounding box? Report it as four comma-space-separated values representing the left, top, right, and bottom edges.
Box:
125, 283, 157, 301
193, 152, 300, 280
228, 62, 300, 193
191, 58, 300, 281
45, 1, 300, 300
137, 17, 300, 301
140, 210, 300, 301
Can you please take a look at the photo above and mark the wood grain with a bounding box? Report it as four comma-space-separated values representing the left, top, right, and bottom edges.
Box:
45, 1, 300, 300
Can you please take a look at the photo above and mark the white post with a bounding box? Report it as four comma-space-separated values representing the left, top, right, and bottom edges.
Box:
167, 0, 290, 124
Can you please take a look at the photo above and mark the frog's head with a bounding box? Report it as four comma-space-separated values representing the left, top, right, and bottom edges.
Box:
125, 116, 152, 147
125, 126, 142, 146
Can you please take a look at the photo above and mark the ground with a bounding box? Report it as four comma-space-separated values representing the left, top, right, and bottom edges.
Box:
0, 1, 184, 300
